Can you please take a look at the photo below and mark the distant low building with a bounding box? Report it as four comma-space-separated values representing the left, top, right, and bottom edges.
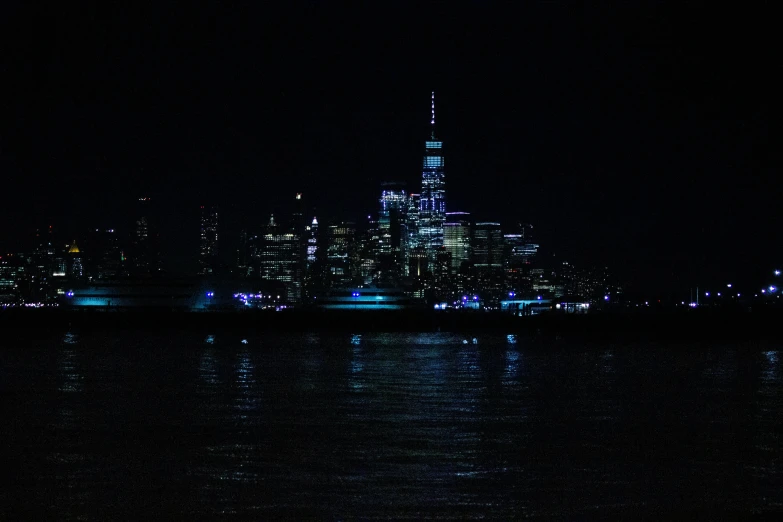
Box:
314, 286, 417, 310
62, 278, 213, 310
500, 298, 552, 316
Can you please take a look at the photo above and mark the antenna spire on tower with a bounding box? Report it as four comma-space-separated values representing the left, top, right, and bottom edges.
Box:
431, 91, 436, 138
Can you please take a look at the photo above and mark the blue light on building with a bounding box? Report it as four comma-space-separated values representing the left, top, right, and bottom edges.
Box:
315, 287, 415, 310
419, 92, 446, 256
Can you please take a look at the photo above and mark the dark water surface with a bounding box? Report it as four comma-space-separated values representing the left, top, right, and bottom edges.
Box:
2, 331, 782, 519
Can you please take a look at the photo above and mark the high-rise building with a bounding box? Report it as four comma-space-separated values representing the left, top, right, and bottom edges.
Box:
199, 205, 219, 275
473, 222, 504, 297
67, 241, 84, 279
256, 214, 302, 303
23, 226, 58, 302
503, 223, 538, 295
355, 215, 379, 285
505, 223, 538, 266
87, 228, 125, 280
32, 226, 57, 276
418, 92, 446, 255
0, 256, 20, 303
403, 193, 421, 275
473, 222, 503, 270
292, 193, 308, 285
432, 247, 452, 297
131, 197, 161, 276
52, 256, 67, 278
407, 245, 429, 299
326, 221, 356, 288
378, 182, 408, 256
306, 216, 319, 268
236, 228, 250, 277
444, 212, 471, 270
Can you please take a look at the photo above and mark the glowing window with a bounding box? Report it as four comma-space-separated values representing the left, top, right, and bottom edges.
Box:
424, 156, 443, 167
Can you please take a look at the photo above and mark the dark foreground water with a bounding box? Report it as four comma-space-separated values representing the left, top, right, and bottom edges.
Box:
1, 331, 782, 519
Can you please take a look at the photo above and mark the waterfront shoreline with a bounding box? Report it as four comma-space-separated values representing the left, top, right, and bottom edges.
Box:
2, 308, 782, 342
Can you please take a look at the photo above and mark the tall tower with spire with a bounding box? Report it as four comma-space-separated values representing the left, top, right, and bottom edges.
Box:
418, 91, 446, 255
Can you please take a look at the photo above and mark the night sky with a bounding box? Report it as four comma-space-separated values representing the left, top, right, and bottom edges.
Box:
1, 3, 777, 295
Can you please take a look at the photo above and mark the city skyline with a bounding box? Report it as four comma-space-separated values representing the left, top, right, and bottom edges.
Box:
2, 7, 780, 520
1, 4, 777, 295
0, 81, 779, 299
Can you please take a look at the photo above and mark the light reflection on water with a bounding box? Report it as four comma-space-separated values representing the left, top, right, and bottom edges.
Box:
233, 351, 259, 419
199, 347, 220, 386
57, 347, 83, 394
752, 349, 782, 500
1, 333, 782, 519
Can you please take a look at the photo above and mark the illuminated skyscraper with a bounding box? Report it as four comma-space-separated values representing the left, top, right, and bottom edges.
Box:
473, 222, 503, 270
0, 257, 20, 303
67, 241, 84, 279
403, 193, 421, 275
199, 205, 219, 275
327, 221, 356, 288
505, 223, 538, 266
256, 214, 302, 303
292, 193, 308, 284
419, 92, 446, 255
504, 223, 539, 295
378, 182, 408, 256
306, 216, 318, 267
444, 212, 471, 270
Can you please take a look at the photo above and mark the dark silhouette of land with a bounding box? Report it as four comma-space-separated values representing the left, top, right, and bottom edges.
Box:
3, 308, 782, 343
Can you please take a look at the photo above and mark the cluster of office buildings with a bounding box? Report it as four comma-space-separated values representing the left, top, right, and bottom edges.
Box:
1, 94, 613, 311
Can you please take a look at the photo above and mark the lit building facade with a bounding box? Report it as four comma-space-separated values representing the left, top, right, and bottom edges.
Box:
444, 212, 471, 270
378, 182, 408, 257
67, 241, 84, 280
473, 222, 503, 271
313, 287, 416, 310
504, 223, 538, 295
0, 257, 20, 303
199, 205, 219, 275
505, 223, 538, 265
473, 222, 504, 298
254, 214, 303, 303
306, 217, 318, 267
418, 92, 446, 256
403, 193, 421, 275
327, 221, 356, 288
